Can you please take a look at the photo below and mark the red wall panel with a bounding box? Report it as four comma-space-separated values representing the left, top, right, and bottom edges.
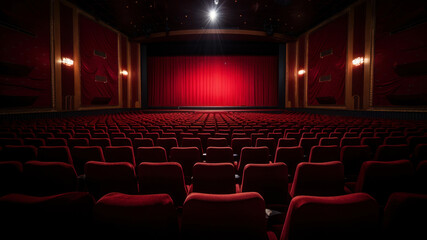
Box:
0, 0, 52, 108
60, 3, 74, 109
287, 42, 297, 108
79, 14, 118, 106
307, 14, 348, 106
373, 0, 427, 106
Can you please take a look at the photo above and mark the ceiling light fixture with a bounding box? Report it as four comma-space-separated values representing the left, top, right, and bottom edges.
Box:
209, 9, 217, 22
298, 69, 306, 75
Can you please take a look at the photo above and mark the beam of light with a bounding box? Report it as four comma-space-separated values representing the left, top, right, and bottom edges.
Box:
209, 9, 217, 22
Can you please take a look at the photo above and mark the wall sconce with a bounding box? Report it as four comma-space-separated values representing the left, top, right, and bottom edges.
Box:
298, 69, 306, 76
120, 70, 128, 76
60, 57, 74, 66
352, 57, 364, 66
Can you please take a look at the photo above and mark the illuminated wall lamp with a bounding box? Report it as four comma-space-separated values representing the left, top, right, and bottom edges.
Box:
60, 57, 74, 66
120, 70, 129, 76
298, 69, 306, 76
352, 57, 364, 66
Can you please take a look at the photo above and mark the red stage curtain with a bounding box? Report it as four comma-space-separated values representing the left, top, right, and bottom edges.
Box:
79, 15, 118, 106
352, 2, 366, 108
287, 42, 297, 107
120, 35, 128, 108
60, 3, 74, 109
297, 35, 306, 107
130, 42, 139, 107
147, 56, 278, 107
0, 0, 51, 108
307, 14, 348, 106
373, 0, 427, 106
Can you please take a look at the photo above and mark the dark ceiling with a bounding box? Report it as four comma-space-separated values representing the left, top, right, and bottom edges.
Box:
68, 0, 358, 42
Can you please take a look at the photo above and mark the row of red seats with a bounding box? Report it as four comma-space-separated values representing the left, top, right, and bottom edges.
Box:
1, 190, 426, 239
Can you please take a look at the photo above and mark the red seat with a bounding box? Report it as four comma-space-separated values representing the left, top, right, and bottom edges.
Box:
241, 163, 289, 209
207, 137, 228, 147
299, 137, 319, 159
84, 161, 137, 199
256, 138, 277, 159
274, 147, 304, 180
382, 192, 427, 239
135, 146, 167, 165
67, 138, 89, 149
319, 137, 339, 146
205, 146, 234, 164
89, 138, 111, 150
23, 138, 45, 148
290, 161, 345, 197
93, 192, 178, 237
280, 193, 379, 240
191, 162, 236, 194
137, 162, 188, 206
104, 146, 135, 166
277, 138, 298, 147
231, 137, 252, 156
46, 138, 67, 146
71, 146, 105, 176
354, 160, 414, 205
0, 161, 23, 196
340, 137, 361, 147
37, 146, 73, 165
156, 137, 178, 159
1, 145, 37, 163
181, 192, 276, 240
309, 145, 340, 163
111, 137, 132, 146
340, 145, 371, 181
0, 192, 95, 234
23, 161, 77, 196
237, 147, 270, 176
373, 144, 410, 162
170, 147, 201, 183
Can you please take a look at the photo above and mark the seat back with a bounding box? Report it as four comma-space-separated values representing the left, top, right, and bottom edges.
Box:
382, 192, 427, 238
156, 137, 178, 159
241, 163, 288, 206
277, 138, 298, 147
290, 161, 345, 197
280, 193, 379, 240
373, 144, 410, 162
170, 147, 201, 181
237, 147, 270, 175
71, 146, 105, 175
37, 146, 73, 164
93, 193, 178, 237
206, 146, 234, 164
181, 192, 268, 240
207, 137, 228, 147
274, 146, 304, 180
192, 162, 236, 194
0, 161, 23, 196
137, 162, 187, 206
309, 145, 340, 163
355, 160, 414, 205
104, 146, 135, 166
135, 146, 167, 165
23, 161, 77, 196
84, 161, 137, 199
340, 145, 371, 181
111, 137, 132, 146
1, 145, 37, 163
231, 138, 252, 155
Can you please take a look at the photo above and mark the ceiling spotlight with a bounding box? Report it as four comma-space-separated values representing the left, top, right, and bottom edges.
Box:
209, 9, 217, 22
298, 69, 306, 75
214, 0, 219, 5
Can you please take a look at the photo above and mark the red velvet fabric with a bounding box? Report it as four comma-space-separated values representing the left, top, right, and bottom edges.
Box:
79, 14, 118, 106
307, 14, 348, 106
130, 42, 139, 107
351, 2, 366, 108
60, 3, 74, 109
297, 36, 306, 107
287, 42, 297, 107
0, 0, 51, 108
120, 35, 128, 107
147, 56, 278, 107
373, 0, 427, 106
